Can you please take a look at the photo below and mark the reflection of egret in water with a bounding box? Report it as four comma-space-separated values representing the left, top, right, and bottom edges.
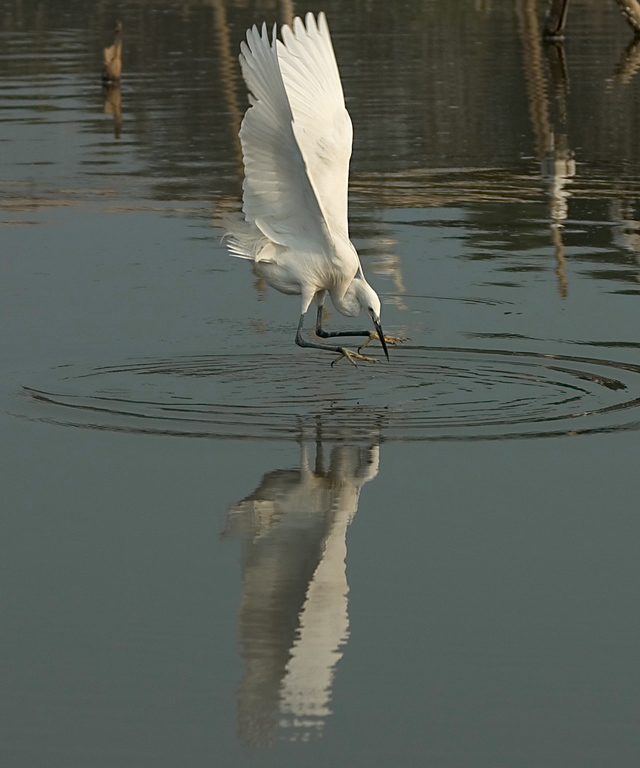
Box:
354, 221, 407, 311
223, 434, 380, 745
517, 0, 574, 298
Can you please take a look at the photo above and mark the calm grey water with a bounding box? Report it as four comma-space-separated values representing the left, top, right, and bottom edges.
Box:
2, 0, 640, 765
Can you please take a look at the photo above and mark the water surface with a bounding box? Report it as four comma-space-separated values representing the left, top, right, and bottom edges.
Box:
1, 1, 640, 765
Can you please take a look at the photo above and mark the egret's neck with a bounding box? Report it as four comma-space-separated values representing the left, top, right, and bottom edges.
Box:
330, 275, 379, 319
331, 282, 361, 318
331, 277, 365, 317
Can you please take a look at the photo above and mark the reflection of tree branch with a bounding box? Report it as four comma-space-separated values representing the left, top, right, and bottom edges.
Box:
543, 0, 570, 38
545, 1, 640, 38
517, 0, 553, 160
616, 0, 640, 35
211, 0, 243, 168
280, 0, 296, 26
551, 223, 568, 298
610, 198, 640, 255
518, 0, 574, 298
615, 34, 640, 84
543, 40, 569, 124
211, 1, 270, 303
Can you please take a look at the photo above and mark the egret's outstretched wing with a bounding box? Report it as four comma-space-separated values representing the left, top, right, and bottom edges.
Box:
239, 23, 330, 251
277, 13, 353, 240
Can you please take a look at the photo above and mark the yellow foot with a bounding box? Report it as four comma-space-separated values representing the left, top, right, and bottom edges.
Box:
331, 347, 378, 367
358, 332, 408, 352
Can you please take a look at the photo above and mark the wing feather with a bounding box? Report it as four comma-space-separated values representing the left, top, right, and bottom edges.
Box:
238, 23, 331, 251
277, 12, 353, 240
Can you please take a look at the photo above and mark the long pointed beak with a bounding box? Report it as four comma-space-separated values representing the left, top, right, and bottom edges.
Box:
374, 318, 390, 361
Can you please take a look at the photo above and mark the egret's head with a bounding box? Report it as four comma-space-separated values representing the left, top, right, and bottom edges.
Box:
353, 279, 389, 361
351, 278, 379, 317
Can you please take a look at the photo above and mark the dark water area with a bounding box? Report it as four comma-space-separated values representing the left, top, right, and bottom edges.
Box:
1, 1, 640, 765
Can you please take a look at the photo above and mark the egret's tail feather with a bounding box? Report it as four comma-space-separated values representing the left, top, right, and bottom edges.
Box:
225, 237, 253, 261
222, 217, 271, 262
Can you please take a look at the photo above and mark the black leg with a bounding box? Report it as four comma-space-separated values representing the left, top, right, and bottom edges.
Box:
315, 305, 371, 339
294, 314, 378, 366
296, 313, 345, 353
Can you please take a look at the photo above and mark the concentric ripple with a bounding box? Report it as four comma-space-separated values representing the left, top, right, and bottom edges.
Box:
14, 346, 640, 441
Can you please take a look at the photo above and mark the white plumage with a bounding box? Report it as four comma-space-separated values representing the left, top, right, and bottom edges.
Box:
227, 12, 393, 365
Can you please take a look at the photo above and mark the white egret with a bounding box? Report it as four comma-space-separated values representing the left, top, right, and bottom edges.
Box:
226, 12, 400, 365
